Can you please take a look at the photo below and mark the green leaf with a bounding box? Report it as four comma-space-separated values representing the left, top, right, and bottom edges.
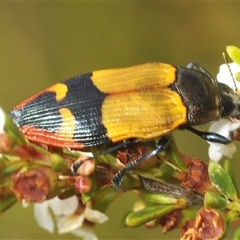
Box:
223, 160, 238, 192
4, 112, 27, 145
157, 163, 176, 178
233, 225, 240, 239
204, 192, 227, 209
164, 136, 187, 171
50, 153, 68, 172
226, 45, 240, 65
236, 72, 240, 82
126, 204, 176, 227
0, 195, 17, 213
141, 192, 178, 205
208, 160, 238, 201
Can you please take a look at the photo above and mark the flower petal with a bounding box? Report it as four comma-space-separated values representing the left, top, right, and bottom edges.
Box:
22, 199, 29, 208
208, 142, 236, 162
84, 208, 109, 224
48, 195, 78, 216
208, 119, 232, 138
71, 226, 98, 240
208, 143, 222, 162
34, 202, 54, 233
57, 213, 84, 234
208, 119, 240, 161
217, 62, 240, 89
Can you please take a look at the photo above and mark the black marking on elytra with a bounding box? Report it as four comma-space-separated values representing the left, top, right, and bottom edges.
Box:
10, 73, 111, 147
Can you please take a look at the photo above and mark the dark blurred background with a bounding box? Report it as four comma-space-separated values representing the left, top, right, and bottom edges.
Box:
1, 2, 240, 239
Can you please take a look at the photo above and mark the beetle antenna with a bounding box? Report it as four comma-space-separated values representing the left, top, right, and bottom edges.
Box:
222, 51, 238, 92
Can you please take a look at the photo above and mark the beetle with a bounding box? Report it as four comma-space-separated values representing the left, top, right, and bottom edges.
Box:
9, 62, 240, 186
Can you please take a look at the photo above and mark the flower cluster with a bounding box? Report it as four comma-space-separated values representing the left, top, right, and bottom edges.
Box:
34, 196, 108, 239
1, 46, 240, 240
208, 59, 240, 162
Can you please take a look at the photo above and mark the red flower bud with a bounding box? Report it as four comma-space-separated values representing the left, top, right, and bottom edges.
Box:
75, 176, 92, 194
12, 166, 58, 202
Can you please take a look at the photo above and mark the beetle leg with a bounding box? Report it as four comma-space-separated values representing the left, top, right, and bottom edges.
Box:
99, 140, 137, 155
186, 126, 232, 144
111, 137, 170, 187
71, 140, 142, 175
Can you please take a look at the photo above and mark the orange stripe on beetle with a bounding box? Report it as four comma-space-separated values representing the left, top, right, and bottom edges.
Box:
18, 107, 82, 148
19, 125, 85, 148
91, 63, 176, 93
101, 88, 187, 143
13, 83, 68, 109
47, 83, 68, 102
57, 107, 76, 141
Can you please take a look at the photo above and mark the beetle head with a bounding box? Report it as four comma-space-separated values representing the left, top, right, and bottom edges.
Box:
219, 82, 240, 118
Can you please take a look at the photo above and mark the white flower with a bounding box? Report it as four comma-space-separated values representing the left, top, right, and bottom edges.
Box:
208, 62, 240, 161
34, 196, 108, 240
0, 107, 5, 134
71, 226, 98, 240
208, 119, 240, 161
217, 62, 240, 89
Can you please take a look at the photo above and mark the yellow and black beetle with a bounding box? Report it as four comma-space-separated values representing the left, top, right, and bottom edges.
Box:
9, 62, 240, 186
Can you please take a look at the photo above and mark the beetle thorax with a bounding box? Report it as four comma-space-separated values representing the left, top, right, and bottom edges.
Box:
174, 67, 222, 125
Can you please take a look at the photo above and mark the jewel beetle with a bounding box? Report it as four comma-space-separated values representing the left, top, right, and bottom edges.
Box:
9, 62, 240, 186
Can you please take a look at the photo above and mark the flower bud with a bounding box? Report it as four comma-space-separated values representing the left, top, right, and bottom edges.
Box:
75, 176, 92, 194
181, 158, 218, 195
12, 166, 58, 202
0, 133, 12, 153
181, 208, 225, 240
73, 157, 95, 176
